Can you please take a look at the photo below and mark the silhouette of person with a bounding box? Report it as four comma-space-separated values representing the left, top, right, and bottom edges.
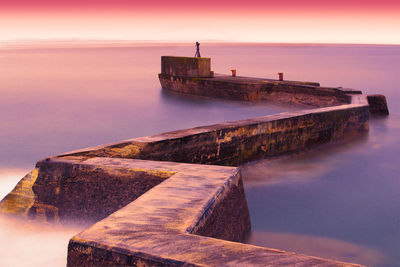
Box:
195, 41, 201, 57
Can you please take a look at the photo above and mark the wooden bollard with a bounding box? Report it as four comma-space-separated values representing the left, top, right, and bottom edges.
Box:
278, 72, 283, 81
231, 69, 236, 77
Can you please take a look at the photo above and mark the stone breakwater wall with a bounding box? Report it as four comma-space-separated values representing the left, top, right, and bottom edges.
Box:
159, 56, 388, 114
159, 73, 354, 107
58, 103, 369, 166
1, 55, 387, 266
158, 56, 363, 108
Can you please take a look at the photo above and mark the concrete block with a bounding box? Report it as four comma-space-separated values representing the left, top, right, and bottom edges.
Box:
367, 94, 389, 115
161, 56, 211, 77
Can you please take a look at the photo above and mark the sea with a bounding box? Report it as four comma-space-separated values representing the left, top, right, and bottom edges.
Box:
0, 42, 399, 266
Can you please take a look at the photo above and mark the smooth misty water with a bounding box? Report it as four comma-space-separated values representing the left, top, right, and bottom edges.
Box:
0, 43, 399, 266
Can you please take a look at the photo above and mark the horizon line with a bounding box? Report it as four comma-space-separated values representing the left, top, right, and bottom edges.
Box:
1, 39, 400, 47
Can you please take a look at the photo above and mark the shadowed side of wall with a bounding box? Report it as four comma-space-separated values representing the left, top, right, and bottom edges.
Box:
189, 175, 251, 242
367, 94, 389, 115
1, 158, 174, 225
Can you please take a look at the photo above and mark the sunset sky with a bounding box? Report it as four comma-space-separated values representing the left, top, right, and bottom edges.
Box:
1, 0, 400, 44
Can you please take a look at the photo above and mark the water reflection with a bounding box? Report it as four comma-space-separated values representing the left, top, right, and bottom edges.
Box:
241, 133, 369, 187
243, 114, 400, 266
248, 231, 386, 266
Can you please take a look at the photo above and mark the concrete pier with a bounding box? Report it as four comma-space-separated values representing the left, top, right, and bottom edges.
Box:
159, 56, 388, 115
159, 56, 361, 108
1, 55, 389, 266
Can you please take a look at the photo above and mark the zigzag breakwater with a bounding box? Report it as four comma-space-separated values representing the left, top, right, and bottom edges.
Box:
0, 55, 388, 266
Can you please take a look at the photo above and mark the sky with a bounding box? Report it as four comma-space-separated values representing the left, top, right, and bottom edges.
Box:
1, 0, 400, 44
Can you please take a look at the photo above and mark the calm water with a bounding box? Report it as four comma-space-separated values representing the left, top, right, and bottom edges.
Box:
0, 43, 399, 266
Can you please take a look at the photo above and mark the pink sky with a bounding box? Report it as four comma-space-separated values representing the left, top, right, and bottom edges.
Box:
1, 0, 400, 44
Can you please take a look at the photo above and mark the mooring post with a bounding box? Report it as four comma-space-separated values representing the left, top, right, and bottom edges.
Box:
278, 72, 284, 81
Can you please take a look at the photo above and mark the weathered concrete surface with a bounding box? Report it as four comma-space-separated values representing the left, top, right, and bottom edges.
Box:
1, 158, 173, 225
58, 102, 369, 166
162, 56, 212, 77
367, 94, 389, 115
68, 230, 362, 266
66, 158, 361, 267
35, 158, 174, 224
